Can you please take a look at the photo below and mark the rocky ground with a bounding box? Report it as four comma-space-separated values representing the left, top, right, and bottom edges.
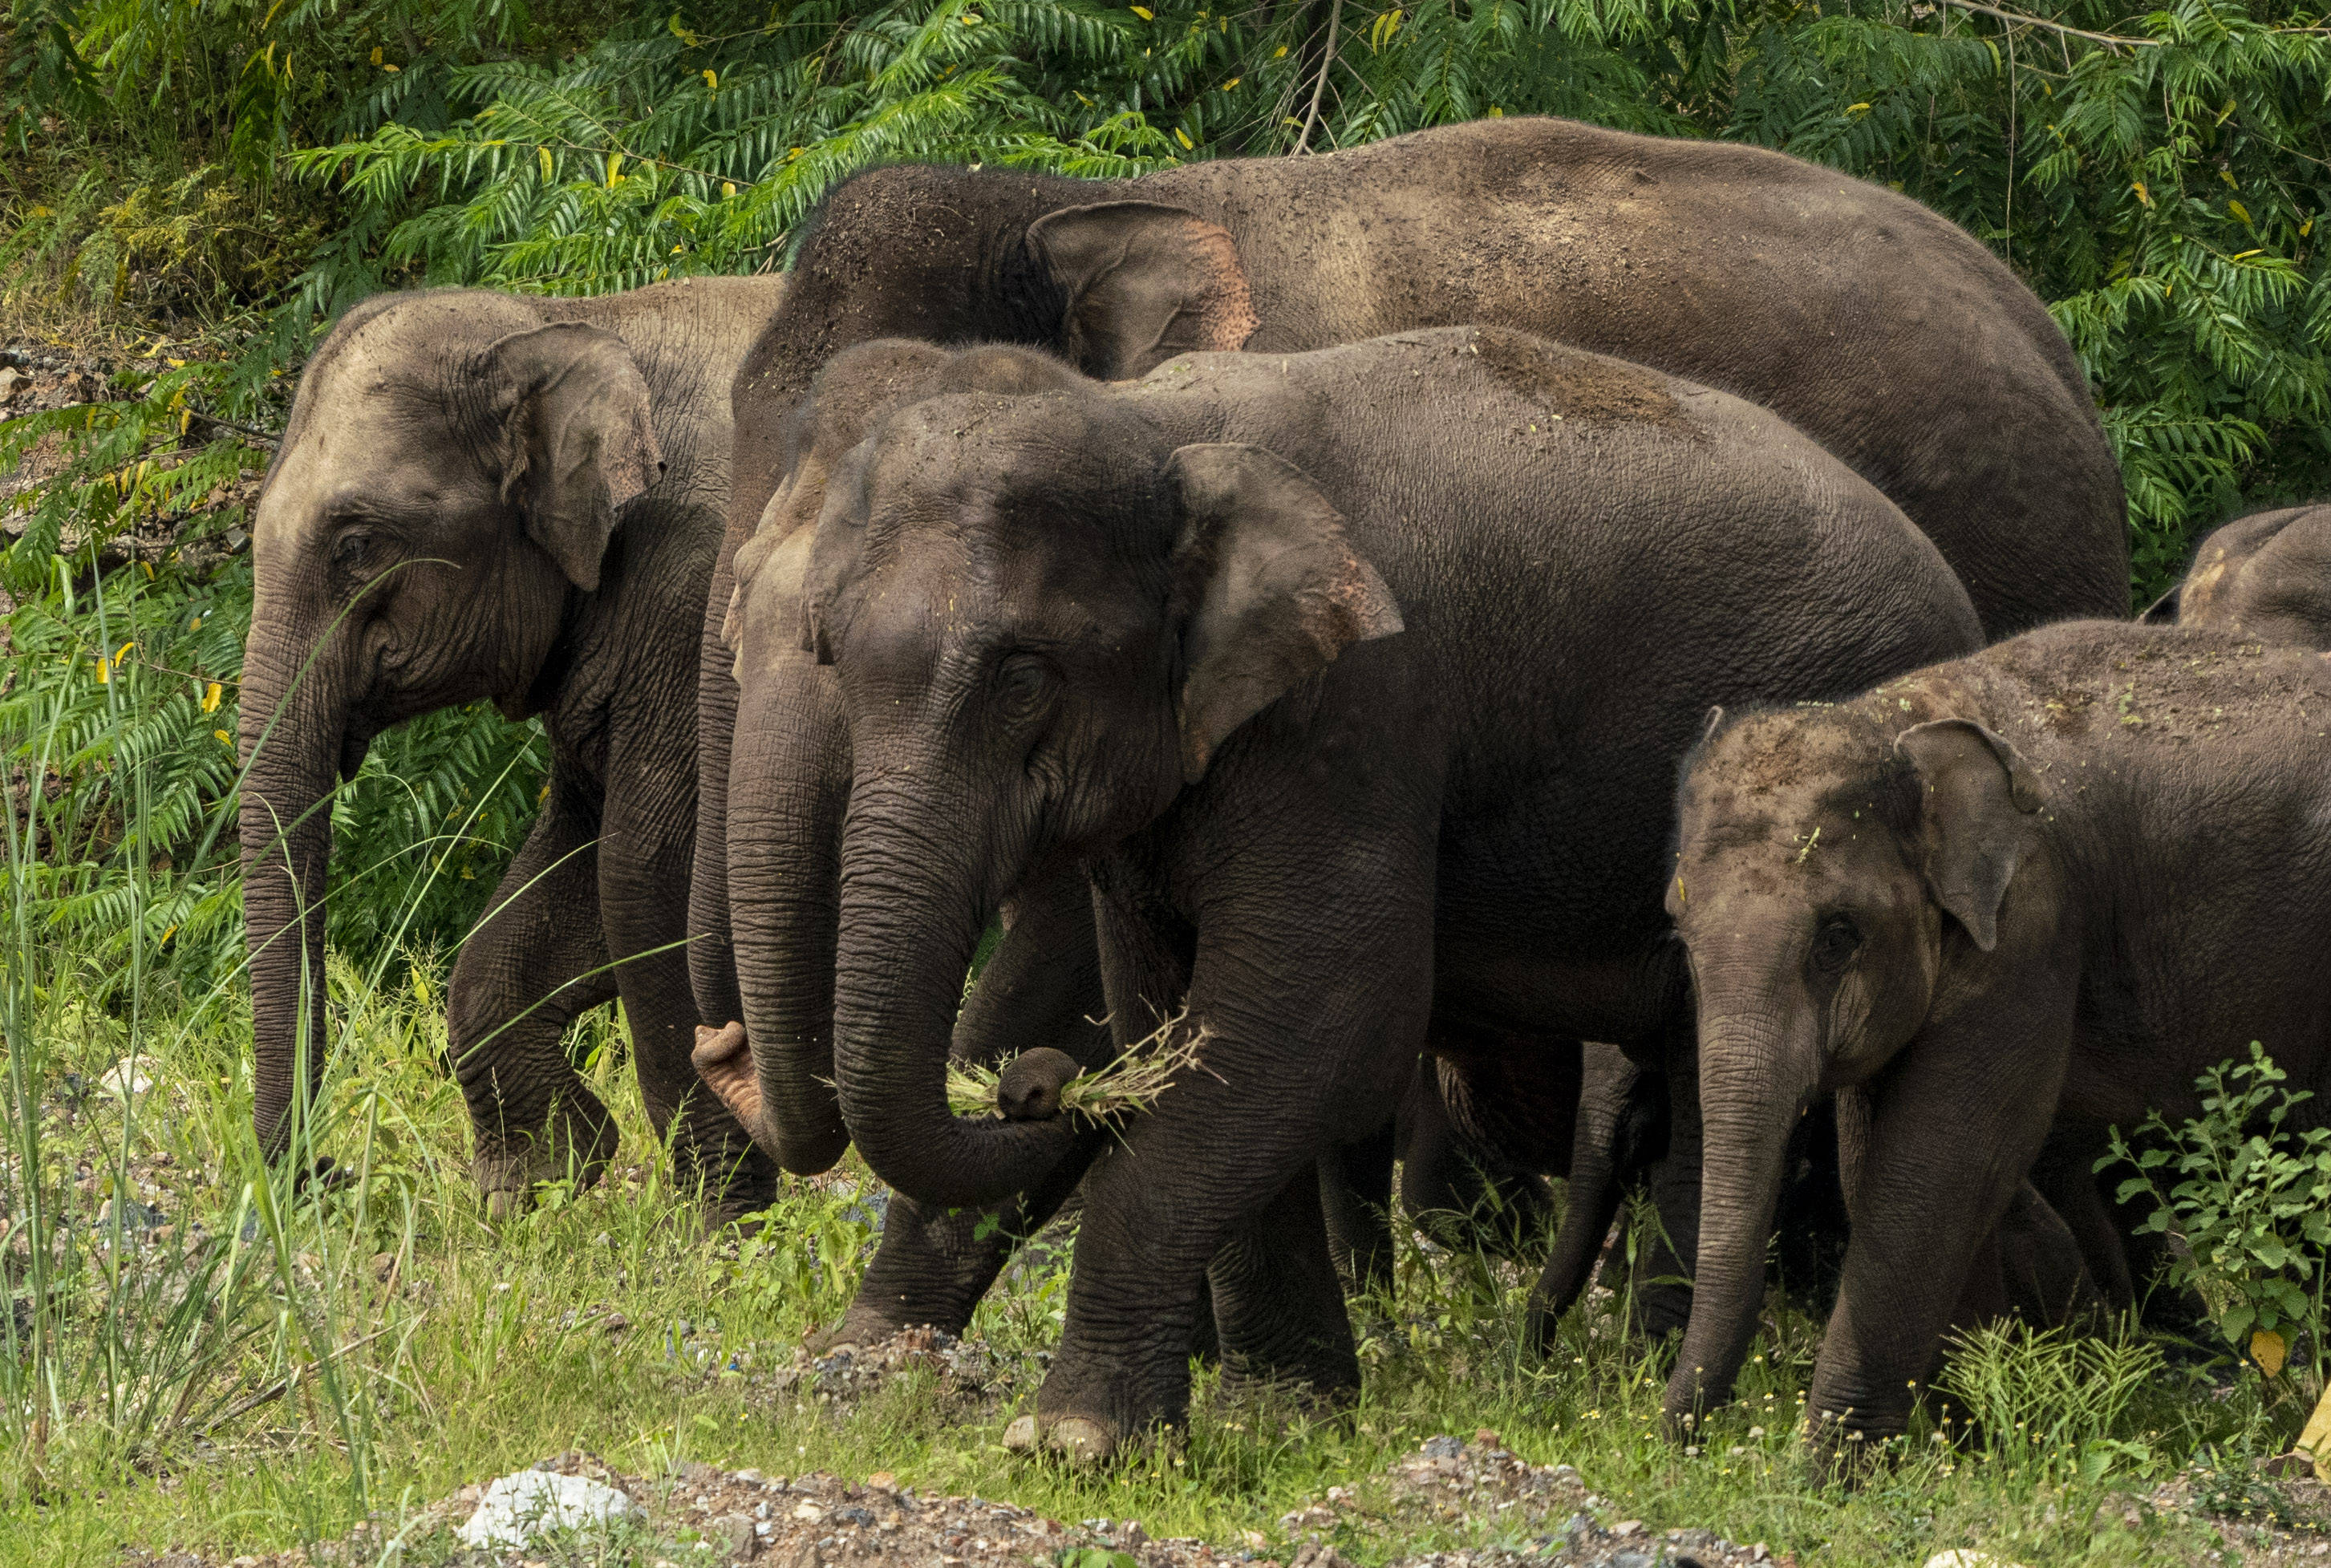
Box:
118, 1430, 1787, 1568
100, 1326, 2331, 1568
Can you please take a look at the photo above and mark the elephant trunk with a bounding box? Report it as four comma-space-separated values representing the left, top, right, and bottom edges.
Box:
724, 658, 853, 1173
1662, 999, 1817, 1429
237, 624, 348, 1158
828, 777, 1079, 1209
1530, 1134, 1629, 1351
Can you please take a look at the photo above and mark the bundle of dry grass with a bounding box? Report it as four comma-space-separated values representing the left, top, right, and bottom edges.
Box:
947, 1010, 1215, 1122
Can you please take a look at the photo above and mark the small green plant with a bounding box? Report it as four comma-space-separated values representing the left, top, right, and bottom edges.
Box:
2105, 1043, 2331, 1383
1935, 1323, 2167, 1485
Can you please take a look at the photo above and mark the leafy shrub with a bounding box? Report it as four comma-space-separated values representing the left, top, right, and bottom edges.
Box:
2106, 1043, 2331, 1389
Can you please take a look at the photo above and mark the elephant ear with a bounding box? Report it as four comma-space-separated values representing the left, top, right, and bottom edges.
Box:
1167, 443, 1402, 784
484, 321, 665, 592
1028, 201, 1259, 380
1895, 718, 2046, 953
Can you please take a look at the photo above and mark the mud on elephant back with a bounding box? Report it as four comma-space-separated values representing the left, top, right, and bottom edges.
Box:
237, 276, 786, 1218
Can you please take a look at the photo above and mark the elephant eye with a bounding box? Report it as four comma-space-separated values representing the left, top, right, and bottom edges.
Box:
1810, 914, 1863, 976
330, 528, 378, 577
994, 652, 1057, 728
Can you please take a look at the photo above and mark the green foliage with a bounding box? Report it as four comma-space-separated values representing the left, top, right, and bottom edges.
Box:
1934, 1323, 2169, 1484
2106, 1043, 2331, 1375
10, 0, 2331, 995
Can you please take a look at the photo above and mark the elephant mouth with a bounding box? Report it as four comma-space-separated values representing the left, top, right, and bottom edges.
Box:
337, 723, 378, 784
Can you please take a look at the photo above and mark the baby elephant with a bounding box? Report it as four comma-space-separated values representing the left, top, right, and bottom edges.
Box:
1664, 622, 2331, 1451
2147, 503, 2331, 648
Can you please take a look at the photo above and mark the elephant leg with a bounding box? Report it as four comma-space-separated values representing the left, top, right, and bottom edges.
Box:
452, 772, 622, 1214
1843, 1096, 2096, 1345
1990, 1180, 2104, 1329
833, 1141, 1102, 1347
1021, 829, 1431, 1461
1773, 1098, 1853, 1315
1530, 1043, 1656, 1351
1321, 1117, 1397, 1298
2029, 1128, 2135, 1311
1811, 1007, 2067, 1448
1627, 1021, 1705, 1339
601, 759, 776, 1222
1210, 1162, 1360, 1402
1412, 1034, 1571, 1262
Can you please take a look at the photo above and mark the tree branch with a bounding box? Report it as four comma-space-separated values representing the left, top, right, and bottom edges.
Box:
1936, 0, 2158, 48
1291, 0, 1341, 155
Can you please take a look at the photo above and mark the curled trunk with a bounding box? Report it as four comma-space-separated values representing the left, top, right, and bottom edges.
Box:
1661, 1006, 1817, 1428
828, 781, 1080, 1209
237, 627, 347, 1157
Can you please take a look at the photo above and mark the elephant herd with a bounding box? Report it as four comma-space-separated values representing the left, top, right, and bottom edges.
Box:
235, 114, 2331, 1467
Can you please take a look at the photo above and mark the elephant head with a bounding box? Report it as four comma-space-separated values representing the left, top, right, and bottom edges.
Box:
726, 169, 1259, 542
2144, 504, 2331, 649
241, 291, 663, 1157
760, 383, 1396, 1209
1659, 703, 2045, 1423
710, 340, 1091, 1173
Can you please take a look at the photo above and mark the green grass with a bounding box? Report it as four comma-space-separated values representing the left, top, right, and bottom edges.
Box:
0, 934, 2305, 1566
0, 575, 2306, 1567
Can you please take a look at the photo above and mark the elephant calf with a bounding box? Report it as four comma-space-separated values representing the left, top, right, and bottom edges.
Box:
2148, 503, 2331, 648
1664, 622, 2331, 1452
735, 324, 1985, 1461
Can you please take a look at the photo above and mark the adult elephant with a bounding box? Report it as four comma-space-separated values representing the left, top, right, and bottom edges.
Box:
736, 326, 1992, 1459
239, 277, 784, 1217
687, 115, 2133, 1177
2145, 503, 2331, 646
695, 338, 1519, 1347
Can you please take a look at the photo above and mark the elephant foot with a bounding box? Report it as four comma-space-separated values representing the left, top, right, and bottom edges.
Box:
1001, 1412, 1122, 1466
691, 1023, 761, 1132
473, 1100, 621, 1217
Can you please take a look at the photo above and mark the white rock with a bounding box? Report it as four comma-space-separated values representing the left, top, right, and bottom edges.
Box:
455, 1470, 638, 1547
1925, 1553, 2030, 1568
98, 1060, 151, 1099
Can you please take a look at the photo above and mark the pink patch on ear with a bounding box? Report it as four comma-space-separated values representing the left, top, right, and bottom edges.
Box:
1180, 221, 1260, 355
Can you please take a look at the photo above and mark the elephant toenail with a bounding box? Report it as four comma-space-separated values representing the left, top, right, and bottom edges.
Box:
1002, 1415, 1040, 1453
1046, 1416, 1115, 1465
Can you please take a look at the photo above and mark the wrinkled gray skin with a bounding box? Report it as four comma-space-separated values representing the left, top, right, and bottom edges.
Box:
241, 279, 783, 1215
2147, 504, 2331, 648
1665, 622, 2331, 1457
745, 326, 1988, 1460
689, 116, 2132, 1228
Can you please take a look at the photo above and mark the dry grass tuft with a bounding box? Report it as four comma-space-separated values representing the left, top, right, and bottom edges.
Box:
946, 1009, 1217, 1121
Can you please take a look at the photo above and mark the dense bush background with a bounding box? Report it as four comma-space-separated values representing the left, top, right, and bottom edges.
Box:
5, 0, 2331, 966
